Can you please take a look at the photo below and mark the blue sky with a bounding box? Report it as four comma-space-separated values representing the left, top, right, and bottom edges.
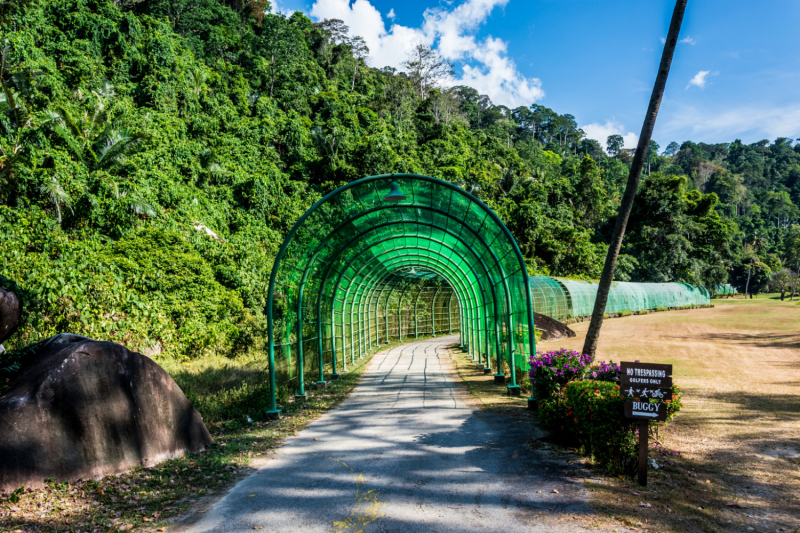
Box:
272, 0, 800, 150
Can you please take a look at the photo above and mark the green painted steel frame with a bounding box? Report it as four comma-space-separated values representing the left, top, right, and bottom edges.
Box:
265, 174, 537, 416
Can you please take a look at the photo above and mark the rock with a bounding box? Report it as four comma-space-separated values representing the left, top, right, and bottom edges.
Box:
0, 334, 211, 491
0, 286, 22, 345
534, 312, 576, 341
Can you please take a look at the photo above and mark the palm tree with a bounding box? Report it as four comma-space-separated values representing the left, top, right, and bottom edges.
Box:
582, 0, 688, 360
45, 82, 142, 169
39, 174, 72, 223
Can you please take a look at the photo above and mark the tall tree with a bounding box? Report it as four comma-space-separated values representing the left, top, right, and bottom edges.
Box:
663, 141, 680, 156
402, 44, 453, 100
744, 232, 766, 297
606, 134, 624, 156
348, 36, 369, 91
582, 0, 688, 359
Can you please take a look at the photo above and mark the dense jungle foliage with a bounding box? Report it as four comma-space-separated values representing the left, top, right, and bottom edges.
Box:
1, 0, 799, 360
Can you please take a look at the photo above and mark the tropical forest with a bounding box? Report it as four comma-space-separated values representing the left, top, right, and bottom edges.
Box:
2, 0, 798, 361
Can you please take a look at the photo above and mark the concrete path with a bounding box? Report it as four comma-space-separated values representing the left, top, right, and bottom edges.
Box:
181, 336, 594, 533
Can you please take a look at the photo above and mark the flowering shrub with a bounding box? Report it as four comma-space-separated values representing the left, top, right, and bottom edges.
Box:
528, 349, 592, 400
587, 360, 621, 382
538, 379, 684, 476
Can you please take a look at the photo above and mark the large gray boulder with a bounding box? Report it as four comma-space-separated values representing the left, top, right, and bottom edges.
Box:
0, 334, 211, 491
534, 312, 576, 341
0, 286, 22, 346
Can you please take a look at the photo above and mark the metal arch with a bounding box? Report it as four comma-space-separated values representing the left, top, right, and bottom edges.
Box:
328, 256, 476, 381
329, 227, 502, 363
363, 258, 476, 345
430, 285, 442, 337
446, 290, 454, 335
266, 174, 537, 416
298, 214, 513, 331
413, 284, 426, 340
337, 251, 483, 367
332, 259, 474, 379
317, 230, 501, 366
309, 220, 495, 378
333, 237, 496, 366
332, 245, 489, 363
291, 210, 520, 393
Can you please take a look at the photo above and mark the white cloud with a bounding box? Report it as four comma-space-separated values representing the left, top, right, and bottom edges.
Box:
387, 8, 395, 20
660, 104, 800, 142
309, 0, 544, 107
581, 120, 640, 153
660, 36, 695, 45
269, 0, 295, 16
686, 70, 711, 89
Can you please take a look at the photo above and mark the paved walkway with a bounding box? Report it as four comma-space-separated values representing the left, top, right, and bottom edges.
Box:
181, 336, 593, 533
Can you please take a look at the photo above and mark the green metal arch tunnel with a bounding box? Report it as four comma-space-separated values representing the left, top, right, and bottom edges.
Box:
264, 174, 538, 417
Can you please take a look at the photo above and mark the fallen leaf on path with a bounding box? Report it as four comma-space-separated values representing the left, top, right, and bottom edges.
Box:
248, 494, 255, 497
119, 525, 133, 531
552, 489, 559, 494
253, 527, 263, 530
198, 510, 208, 514
537, 490, 541, 494
639, 503, 652, 508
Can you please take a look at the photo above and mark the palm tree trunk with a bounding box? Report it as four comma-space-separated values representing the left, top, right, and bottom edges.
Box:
582, 0, 688, 359
745, 257, 754, 297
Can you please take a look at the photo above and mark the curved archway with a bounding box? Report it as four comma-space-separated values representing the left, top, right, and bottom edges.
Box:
265, 174, 537, 416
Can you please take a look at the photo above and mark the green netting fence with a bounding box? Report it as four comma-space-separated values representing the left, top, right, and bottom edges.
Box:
529, 277, 711, 323
710, 284, 737, 297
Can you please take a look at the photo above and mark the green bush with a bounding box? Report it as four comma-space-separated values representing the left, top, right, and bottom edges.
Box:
538, 380, 684, 476
618, 310, 632, 317
563, 381, 637, 474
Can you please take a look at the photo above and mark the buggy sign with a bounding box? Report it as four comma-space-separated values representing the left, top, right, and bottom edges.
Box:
625, 400, 668, 421
621, 362, 672, 422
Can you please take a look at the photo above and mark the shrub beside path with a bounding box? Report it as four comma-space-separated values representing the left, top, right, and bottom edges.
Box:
175, 336, 619, 533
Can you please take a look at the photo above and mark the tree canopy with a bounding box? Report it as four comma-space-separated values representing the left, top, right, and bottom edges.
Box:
0, 0, 796, 358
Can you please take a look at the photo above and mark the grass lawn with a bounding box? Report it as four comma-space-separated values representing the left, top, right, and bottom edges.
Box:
451, 295, 800, 533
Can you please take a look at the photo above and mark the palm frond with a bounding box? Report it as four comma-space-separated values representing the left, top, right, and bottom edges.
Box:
96, 127, 141, 167
39, 175, 72, 223
128, 193, 157, 218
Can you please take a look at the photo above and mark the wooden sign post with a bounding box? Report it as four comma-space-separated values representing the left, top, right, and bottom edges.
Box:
620, 362, 673, 486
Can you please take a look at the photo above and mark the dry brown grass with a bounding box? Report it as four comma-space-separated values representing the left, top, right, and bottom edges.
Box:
552, 296, 800, 532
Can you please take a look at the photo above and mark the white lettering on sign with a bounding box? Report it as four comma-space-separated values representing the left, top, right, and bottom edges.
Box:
631, 368, 666, 378
626, 377, 667, 385
632, 401, 662, 418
